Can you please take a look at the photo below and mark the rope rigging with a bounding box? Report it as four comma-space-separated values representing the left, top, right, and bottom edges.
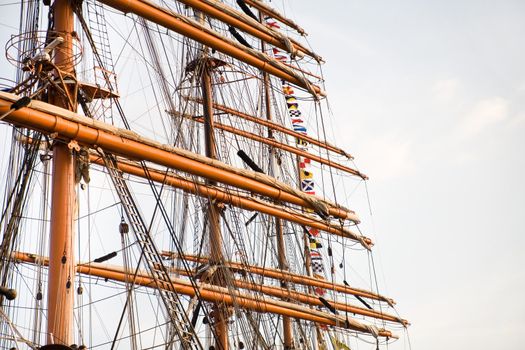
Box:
0, 1, 411, 349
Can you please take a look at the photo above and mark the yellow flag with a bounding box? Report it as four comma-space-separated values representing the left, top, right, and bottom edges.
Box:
300, 169, 313, 180
329, 335, 351, 350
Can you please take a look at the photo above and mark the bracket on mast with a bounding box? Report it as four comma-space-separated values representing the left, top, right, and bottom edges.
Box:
33, 37, 65, 64
185, 57, 227, 74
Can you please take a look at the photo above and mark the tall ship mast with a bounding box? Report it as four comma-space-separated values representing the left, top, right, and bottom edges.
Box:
0, 1, 409, 349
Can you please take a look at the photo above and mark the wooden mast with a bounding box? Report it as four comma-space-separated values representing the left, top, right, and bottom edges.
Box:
203, 67, 229, 350
261, 35, 294, 349
198, 10, 228, 347
47, 0, 77, 345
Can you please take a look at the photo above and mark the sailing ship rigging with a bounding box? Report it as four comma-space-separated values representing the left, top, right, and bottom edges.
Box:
0, 0, 409, 349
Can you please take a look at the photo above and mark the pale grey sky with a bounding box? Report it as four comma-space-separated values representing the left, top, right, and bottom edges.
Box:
285, 1, 525, 349
1, 1, 524, 349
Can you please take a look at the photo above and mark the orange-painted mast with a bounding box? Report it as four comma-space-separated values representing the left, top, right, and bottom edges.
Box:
197, 8, 228, 344
47, 0, 77, 345
203, 66, 229, 350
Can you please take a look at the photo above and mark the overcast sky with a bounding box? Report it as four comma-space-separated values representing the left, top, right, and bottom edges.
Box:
285, 1, 525, 349
1, 1, 524, 349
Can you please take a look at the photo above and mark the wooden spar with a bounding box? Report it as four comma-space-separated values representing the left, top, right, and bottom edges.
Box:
12, 251, 406, 326
232, 279, 407, 325
162, 252, 395, 306
163, 265, 407, 325
88, 155, 367, 242
95, 0, 323, 96
12, 252, 396, 339
0, 93, 358, 223
201, 59, 228, 350
47, 0, 76, 345
0, 92, 353, 219
174, 0, 319, 60
183, 97, 353, 159
243, 0, 307, 37
189, 116, 367, 179
280, 60, 323, 80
